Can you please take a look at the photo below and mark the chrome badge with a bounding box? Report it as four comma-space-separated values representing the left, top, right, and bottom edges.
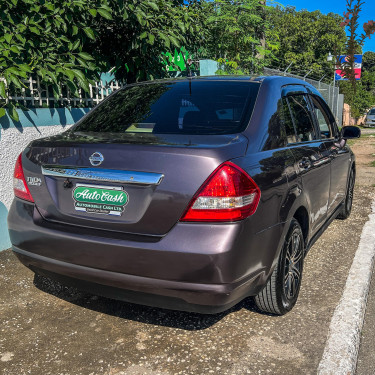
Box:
27, 177, 42, 186
89, 152, 104, 167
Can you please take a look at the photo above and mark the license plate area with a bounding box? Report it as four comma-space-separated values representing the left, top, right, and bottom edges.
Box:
72, 183, 129, 216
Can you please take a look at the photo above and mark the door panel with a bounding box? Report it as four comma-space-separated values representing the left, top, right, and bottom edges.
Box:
309, 95, 350, 216
283, 93, 331, 235
289, 142, 331, 234
323, 141, 350, 215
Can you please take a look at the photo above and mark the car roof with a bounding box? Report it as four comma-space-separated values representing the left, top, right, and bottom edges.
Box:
125, 75, 317, 91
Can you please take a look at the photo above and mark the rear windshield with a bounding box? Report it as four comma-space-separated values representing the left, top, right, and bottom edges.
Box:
369, 108, 375, 115
73, 80, 260, 135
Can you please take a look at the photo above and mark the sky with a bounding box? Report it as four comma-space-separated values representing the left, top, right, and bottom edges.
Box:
275, 0, 375, 52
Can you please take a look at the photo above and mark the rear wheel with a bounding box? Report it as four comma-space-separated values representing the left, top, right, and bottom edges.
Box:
254, 219, 304, 315
337, 168, 355, 220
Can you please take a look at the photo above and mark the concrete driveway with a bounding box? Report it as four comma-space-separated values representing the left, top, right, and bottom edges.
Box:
1, 136, 375, 375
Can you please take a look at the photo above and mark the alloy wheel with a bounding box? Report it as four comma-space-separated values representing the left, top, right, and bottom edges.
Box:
283, 231, 303, 300
346, 171, 355, 212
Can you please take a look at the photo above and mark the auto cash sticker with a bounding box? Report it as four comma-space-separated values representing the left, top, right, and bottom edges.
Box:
73, 184, 128, 216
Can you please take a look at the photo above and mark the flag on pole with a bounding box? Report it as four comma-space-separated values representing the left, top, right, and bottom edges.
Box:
335, 54, 363, 80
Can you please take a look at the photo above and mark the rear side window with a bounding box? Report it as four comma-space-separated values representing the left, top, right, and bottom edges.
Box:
262, 98, 289, 150
73, 81, 260, 135
286, 95, 316, 142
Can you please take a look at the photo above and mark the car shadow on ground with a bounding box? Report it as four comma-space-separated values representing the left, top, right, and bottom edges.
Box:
33, 273, 266, 330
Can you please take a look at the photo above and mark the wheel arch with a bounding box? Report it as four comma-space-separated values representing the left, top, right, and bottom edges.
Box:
293, 206, 309, 246
271, 203, 310, 276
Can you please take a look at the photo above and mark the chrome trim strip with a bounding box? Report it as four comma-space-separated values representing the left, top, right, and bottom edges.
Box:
41, 166, 164, 185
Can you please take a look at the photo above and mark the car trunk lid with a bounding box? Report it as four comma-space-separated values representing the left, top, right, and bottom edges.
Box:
23, 131, 249, 236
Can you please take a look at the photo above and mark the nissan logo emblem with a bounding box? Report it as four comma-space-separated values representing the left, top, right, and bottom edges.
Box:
89, 152, 104, 166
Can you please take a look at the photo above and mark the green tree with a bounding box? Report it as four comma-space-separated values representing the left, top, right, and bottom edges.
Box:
0, 0, 202, 120
268, 6, 346, 80
340, 77, 374, 119
338, 0, 375, 121
339, 52, 375, 120
362, 51, 375, 72
91, 0, 204, 82
201, 0, 278, 74
348, 52, 375, 119
0, 0, 114, 121
339, 0, 375, 91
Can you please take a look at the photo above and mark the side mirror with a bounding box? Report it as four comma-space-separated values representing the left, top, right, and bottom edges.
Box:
341, 126, 361, 139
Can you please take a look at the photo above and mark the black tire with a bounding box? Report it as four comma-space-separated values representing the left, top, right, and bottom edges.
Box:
254, 219, 304, 315
337, 168, 355, 220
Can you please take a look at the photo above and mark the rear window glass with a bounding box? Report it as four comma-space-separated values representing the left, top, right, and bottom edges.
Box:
73, 80, 260, 135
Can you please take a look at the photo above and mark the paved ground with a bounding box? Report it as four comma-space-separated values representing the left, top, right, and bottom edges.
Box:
1, 136, 374, 375
359, 128, 375, 135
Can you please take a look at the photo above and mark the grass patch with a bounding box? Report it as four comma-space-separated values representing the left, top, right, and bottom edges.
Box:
370, 160, 375, 167
347, 139, 357, 147
347, 134, 375, 147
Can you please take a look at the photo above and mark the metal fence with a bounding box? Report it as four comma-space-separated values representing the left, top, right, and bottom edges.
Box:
263, 68, 344, 127
2, 68, 345, 126
1, 76, 124, 109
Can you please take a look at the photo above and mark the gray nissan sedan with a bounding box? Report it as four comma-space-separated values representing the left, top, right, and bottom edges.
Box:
8, 76, 360, 315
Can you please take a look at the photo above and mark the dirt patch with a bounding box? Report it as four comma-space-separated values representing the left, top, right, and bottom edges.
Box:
349, 135, 375, 187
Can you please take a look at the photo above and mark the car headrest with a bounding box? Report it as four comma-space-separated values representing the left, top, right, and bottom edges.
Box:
183, 111, 206, 127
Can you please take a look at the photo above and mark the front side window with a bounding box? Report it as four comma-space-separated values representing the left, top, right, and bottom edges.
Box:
287, 95, 316, 142
73, 81, 260, 135
310, 96, 335, 139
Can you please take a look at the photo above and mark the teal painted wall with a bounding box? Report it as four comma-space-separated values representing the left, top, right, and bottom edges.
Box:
0, 107, 90, 132
199, 59, 220, 76
0, 202, 11, 250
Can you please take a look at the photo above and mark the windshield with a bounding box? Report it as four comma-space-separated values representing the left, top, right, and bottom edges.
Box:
73, 80, 260, 135
369, 108, 375, 115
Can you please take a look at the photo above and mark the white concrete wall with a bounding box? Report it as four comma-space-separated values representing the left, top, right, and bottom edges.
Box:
0, 125, 73, 250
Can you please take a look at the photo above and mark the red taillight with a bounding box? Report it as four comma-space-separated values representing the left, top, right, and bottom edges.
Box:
13, 153, 34, 202
180, 161, 261, 222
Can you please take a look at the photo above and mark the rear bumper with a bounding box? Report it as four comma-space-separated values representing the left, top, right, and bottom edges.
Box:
13, 247, 259, 313
8, 199, 283, 313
